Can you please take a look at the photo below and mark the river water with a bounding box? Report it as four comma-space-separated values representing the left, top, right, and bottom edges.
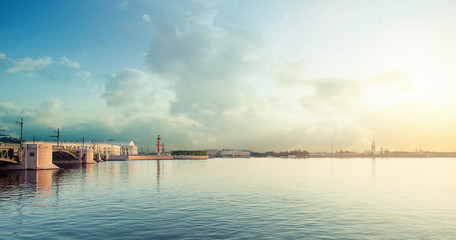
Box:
1, 158, 456, 239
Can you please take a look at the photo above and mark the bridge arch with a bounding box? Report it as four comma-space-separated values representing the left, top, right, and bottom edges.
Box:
52, 150, 79, 160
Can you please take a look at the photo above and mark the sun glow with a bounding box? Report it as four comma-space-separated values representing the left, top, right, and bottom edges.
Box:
368, 26, 454, 107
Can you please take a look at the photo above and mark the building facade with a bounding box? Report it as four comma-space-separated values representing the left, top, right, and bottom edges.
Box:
219, 149, 250, 158
25, 141, 123, 156
96, 141, 138, 155
206, 149, 220, 158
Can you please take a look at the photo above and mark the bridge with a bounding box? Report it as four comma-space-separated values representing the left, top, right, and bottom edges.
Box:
0, 143, 97, 170
0, 143, 23, 164
52, 147, 80, 161
51, 146, 96, 167
52, 145, 106, 162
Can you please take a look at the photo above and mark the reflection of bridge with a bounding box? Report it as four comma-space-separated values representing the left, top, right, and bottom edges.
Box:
0, 143, 22, 164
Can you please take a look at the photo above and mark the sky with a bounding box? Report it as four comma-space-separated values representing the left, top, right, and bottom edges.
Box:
1, 0, 456, 152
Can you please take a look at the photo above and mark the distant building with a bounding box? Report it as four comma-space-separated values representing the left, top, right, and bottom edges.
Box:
94, 140, 138, 155
309, 152, 335, 158
233, 150, 250, 158
27, 140, 123, 156
219, 149, 250, 158
93, 142, 121, 156
206, 149, 220, 158
364, 140, 385, 156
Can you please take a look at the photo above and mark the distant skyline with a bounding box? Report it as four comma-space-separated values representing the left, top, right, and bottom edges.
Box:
2, 0, 456, 152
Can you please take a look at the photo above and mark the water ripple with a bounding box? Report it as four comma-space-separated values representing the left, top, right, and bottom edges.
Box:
1, 158, 456, 239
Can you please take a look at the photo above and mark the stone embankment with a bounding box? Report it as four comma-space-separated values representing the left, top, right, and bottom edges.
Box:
108, 155, 208, 161
172, 155, 208, 160
128, 155, 173, 160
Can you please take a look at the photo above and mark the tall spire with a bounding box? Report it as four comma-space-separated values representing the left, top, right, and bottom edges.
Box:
371, 138, 376, 153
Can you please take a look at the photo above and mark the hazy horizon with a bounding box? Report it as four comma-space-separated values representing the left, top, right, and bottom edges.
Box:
2, 0, 456, 152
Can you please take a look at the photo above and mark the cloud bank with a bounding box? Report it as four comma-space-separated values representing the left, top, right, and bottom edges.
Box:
98, 2, 384, 151
3, 1, 456, 152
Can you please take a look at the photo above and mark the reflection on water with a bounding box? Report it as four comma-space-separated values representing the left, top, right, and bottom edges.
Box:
0, 170, 59, 196
372, 158, 376, 186
0, 169, 60, 236
157, 160, 161, 190
1, 158, 456, 239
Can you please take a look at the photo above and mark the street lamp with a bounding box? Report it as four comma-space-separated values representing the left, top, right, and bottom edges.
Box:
50, 128, 60, 147
16, 117, 23, 145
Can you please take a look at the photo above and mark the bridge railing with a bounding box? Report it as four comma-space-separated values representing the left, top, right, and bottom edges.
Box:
0, 144, 22, 163
0, 143, 21, 148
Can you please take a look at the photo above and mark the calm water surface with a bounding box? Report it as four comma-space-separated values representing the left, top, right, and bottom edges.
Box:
1, 158, 456, 239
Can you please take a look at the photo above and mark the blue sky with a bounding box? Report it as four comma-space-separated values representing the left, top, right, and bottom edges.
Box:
2, 0, 456, 152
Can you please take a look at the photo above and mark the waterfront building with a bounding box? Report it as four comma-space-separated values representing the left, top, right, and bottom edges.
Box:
206, 149, 219, 158
362, 140, 386, 156
233, 150, 250, 158
96, 141, 138, 155
93, 142, 121, 156
219, 149, 250, 158
24, 141, 123, 156
309, 152, 335, 158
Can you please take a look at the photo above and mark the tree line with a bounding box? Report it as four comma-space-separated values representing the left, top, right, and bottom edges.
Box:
250, 150, 309, 158
171, 150, 208, 156
0, 137, 20, 144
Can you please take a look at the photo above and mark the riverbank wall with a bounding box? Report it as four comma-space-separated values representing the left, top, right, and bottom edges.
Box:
128, 155, 173, 160
172, 155, 209, 160
108, 155, 208, 161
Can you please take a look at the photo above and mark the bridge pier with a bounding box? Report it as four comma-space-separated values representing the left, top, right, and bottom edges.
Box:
80, 149, 96, 164
1, 144, 59, 170
94, 153, 103, 162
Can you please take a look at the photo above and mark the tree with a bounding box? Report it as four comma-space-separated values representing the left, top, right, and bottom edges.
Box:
0, 137, 20, 144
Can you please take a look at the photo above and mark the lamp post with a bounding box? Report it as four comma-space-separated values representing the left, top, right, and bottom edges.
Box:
50, 128, 60, 147
16, 117, 23, 145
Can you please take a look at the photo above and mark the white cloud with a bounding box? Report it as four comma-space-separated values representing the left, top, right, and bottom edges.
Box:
0, 99, 63, 131
137, 4, 340, 150
144, 8, 267, 122
32, 98, 64, 127
142, 14, 151, 22
60, 57, 80, 69
77, 71, 91, 78
1, 53, 94, 81
136, 1, 448, 152
5, 56, 53, 74
0, 53, 13, 66
101, 68, 174, 115
118, 0, 128, 10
